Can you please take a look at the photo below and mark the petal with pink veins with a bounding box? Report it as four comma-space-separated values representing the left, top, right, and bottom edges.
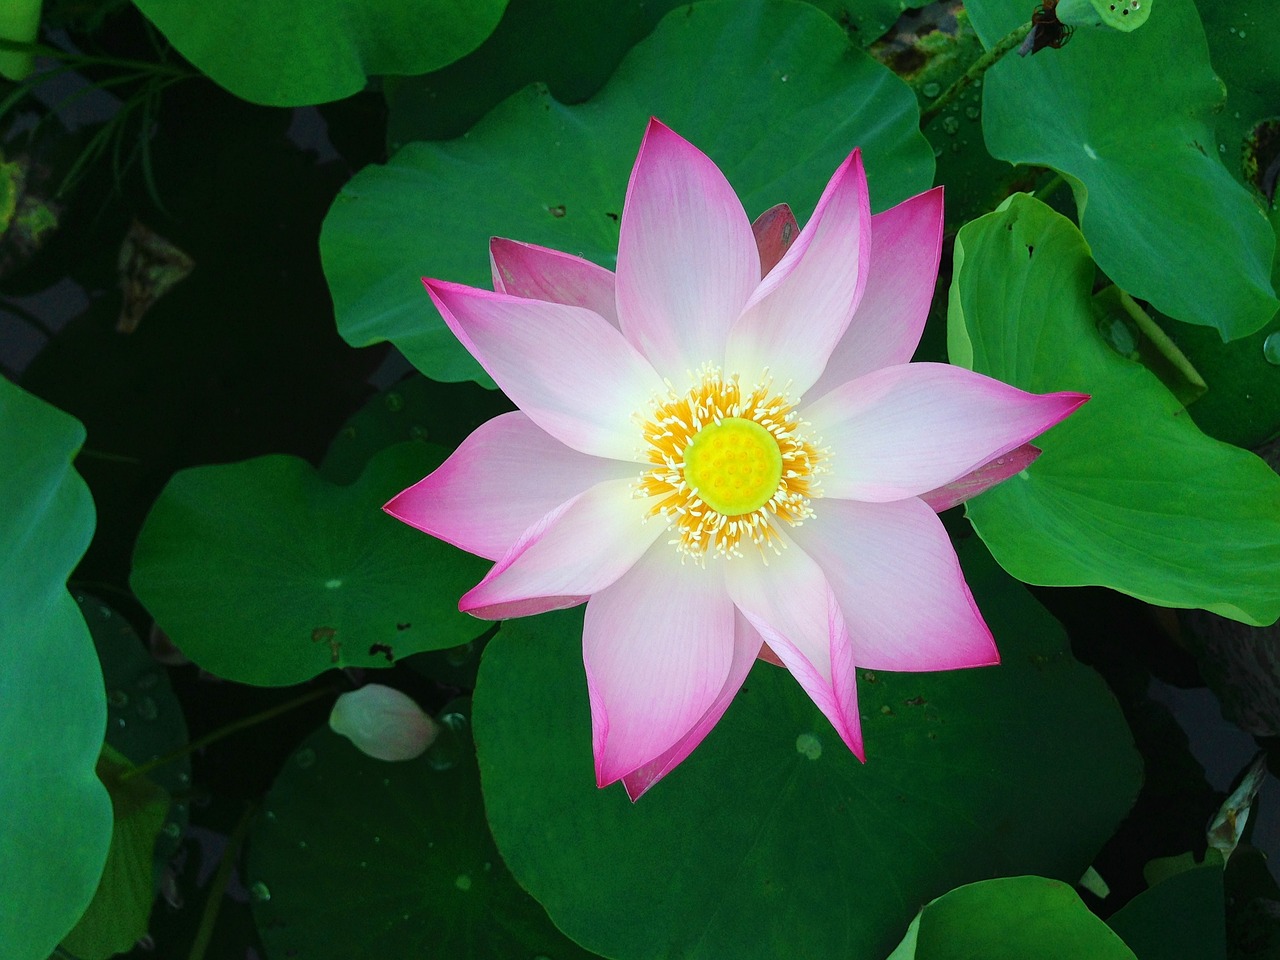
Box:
725, 540, 863, 760
585, 545, 736, 788
460, 478, 662, 620
615, 119, 760, 380
919, 442, 1041, 513
807, 187, 944, 399
751, 203, 800, 278
791, 497, 999, 672
803, 362, 1087, 502
621, 611, 764, 800
727, 148, 871, 396
425, 280, 664, 461
384, 412, 638, 561
489, 238, 619, 327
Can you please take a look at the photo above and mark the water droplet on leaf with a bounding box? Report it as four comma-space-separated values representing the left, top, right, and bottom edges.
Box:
455, 874, 472, 891
249, 881, 271, 902
795, 733, 822, 760
1097, 313, 1139, 358
135, 696, 158, 721
922, 82, 941, 98
941, 116, 960, 135
107, 689, 129, 709
294, 748, 316, 769
1262, 332, 1280, 365
384, 392, 404, 412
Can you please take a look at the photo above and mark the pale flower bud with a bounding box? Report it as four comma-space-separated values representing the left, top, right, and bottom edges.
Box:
329, 684, 438, 761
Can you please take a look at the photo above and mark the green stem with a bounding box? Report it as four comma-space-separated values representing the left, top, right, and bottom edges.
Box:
120, 684, 339, 783
187, 801, 257, 960
920, 21, 1033, 128
0, 36, 193, 79
1034, 172, 1066, 202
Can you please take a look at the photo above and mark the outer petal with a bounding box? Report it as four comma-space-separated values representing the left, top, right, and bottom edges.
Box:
384, 412, 638, 561
621, 611, 763, 800
726, 148, 871, 396
803, 362, 1087, 502
328, 685, 439, 762
806, 187, 944, 399
790, 498, 999, 672
751, 203, 799, 278
489, 238, 619, 327
919, 442, 1041, 513
725, 540, 863, 760
425, 279, 664, 461
460, 478, 662, 620
584, 545, 735, 787
615, 118, 760, 380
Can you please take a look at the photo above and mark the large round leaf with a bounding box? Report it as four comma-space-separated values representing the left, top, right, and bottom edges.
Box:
249, 712, 599, 960
473, 540, 1140, 960
0, 379, 111, 960
888, 876, 1138, 960
968, 0, 1278, 339
321, 0, 934, 386
133, 0, 509, 106
947, 193, 1280, 626
130, 441, 489, 686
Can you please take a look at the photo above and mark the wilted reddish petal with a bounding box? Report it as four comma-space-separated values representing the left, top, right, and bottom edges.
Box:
919, 443, 1042, 513
806, 188, 944, 401
384, 412, 637, 561
804, 361, 1087, 502
621, 611, 764, 800
790, 498, 998, 673
727, 148, 871, 397
460, 478, 661, 620
489, 238, 619, 327
615, 118, 759, 380
585, 546, 736, 787
725, 541, 863, 760
425, 279, 664, 461
751, 203, 799, 278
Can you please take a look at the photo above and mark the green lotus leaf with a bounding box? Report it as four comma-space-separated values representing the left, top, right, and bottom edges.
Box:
130, 441, 488, 686
968, 0, 1278, 339
474, 540, 1139, 960
948, 193, 1280, 626
132, 0, 509, 106
0, 378, 111, 960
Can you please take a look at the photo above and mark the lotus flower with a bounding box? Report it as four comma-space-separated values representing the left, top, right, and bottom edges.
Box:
387, 118, 1086, 799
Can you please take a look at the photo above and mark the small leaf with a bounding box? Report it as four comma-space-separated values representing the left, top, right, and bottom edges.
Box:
130, 441, 489, 686
1108, 858, 1226, 960
948, 193, 1280, 626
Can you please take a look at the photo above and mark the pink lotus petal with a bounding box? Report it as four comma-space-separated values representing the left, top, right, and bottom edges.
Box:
621, 611, 764, 800
725, 542, 863, 759
806, 187, 944, 399
615, 118, 760, 380
384, 412, 637, 561
751, 203, 799, 278
425, 279, 664, 461
585, 546, 736, 787
328, 684, 439, 762
727, 148, 871, 396
490, 238, 619, 327
803, 362, 1087, 502
460, 478, 661, 620
791, 498, 998, 672
919, 443, 1042, 513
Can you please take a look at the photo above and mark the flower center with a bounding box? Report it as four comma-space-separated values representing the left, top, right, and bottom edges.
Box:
682, 417, 782, 516
636, 368, 822, 559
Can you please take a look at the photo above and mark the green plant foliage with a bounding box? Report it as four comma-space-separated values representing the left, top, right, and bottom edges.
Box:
0, 379, 112, 960
249, 712, 601, 960
1056, 0, 1152, 32
130, 442, 489, 686
59, 597, 191, 958
1107, 859, 1226, 960
321, 0, 934, 387
60, 746, 171, 960
807, 0, 936, 45
131, 0, 509, 106
949, 193, 1280, 626
886, 876, 1138, 959
968, 0, 1278, 340
473, 541, 1140, 960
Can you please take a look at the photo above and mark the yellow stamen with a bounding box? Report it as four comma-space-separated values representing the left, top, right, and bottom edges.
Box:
635, 367, 823, 559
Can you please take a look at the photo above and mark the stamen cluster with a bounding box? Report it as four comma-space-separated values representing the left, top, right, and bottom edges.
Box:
636, 367, 823, 559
